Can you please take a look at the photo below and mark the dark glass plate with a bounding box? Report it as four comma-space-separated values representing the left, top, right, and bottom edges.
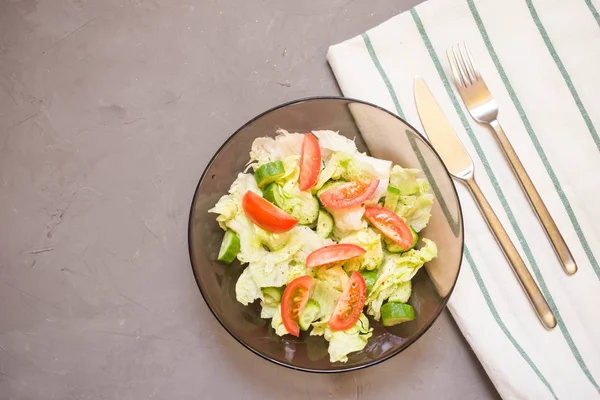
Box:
188, 97, 464, 372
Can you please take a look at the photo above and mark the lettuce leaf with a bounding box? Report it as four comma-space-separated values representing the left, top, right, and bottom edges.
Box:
396, 194, 434, 233
276, 154, 301, 184
249, 131, 303, 167
340, 228, 383, 272
270, 306, 289, 336
389, 165, 423, 195
389, 165, 434, 232
366, 239, 437, 319
310, 279, 342, 319
388, 280, 412, 303
330, 205, 367, 238
247, 241, 303, 288
314, 265, 349, 292
260, 301, 279, 319
311, 314, 373, 363
311, 130, 357, 159
235, 267, 262, 306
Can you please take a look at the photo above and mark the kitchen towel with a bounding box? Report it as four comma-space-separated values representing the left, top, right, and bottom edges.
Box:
327, 0, 600, 398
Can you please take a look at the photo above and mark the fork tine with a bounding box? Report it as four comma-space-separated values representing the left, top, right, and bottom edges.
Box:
458, 43, 477, 84
463, 42, 481, 80
446, 47, 465, 88
452, 45, 471, 88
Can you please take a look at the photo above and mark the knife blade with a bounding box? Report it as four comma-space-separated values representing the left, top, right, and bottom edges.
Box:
413, 75, 557, 330
413, 76, 473, 180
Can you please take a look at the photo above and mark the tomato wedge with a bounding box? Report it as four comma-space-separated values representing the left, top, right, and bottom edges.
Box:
329, 271, 367, 331
319, 179, 379, 209
364, 206, 414, 250
242, 191, 298, 233
299, 134, 321, 191
305, 244, 366, 268
281, 275, 314, 337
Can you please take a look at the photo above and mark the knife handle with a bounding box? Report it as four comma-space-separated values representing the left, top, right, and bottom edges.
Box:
490, 119, 577, 276
464, 176, 557, 330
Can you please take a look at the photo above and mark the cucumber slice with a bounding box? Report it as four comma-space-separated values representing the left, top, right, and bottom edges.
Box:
262, 287, 283, 305
381, 302, 415, 327
316, 210, 334, 238
360, 271, 378, 295
254, 161, 285, 188
385, 226, 419, 253
294, 195, 319, 225
262, 182, 285, 208
384, 185, 401, 211
217, 230, 240, 263
299, 300, 320, 331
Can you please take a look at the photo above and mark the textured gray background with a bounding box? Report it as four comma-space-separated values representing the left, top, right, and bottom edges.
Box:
0, 0, 499, 399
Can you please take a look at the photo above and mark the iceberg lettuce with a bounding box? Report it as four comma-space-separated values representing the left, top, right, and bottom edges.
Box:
260, 301, 279, 319
330, 205, 367, 238
366, 239, 437, 319
340, 228, 383, 272
311, 130, 357, 158
314, 265, 349, 292
235, 268, 262, 306
389, 165, 434, 232
249, 131, 303, 167
310, 279, 342, 319
270, 306, 289, 336
388, 280, 412, 303
311, 314, 372, 363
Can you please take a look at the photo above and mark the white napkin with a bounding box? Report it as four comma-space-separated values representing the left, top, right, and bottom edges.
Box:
327, 0, 600, 398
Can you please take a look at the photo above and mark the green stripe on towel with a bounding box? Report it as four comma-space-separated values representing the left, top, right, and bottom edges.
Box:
411, 7, 600, 393
524, 0, 600, 152
362, 33, 405, 120
585, 0, 600, 30
465, 0, 600, 282
464, 246, 558, 400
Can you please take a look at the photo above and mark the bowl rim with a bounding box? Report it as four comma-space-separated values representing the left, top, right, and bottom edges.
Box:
187, 95, 464, 373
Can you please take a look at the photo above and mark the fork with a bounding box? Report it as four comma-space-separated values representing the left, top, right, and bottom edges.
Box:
447, 43, 577, 276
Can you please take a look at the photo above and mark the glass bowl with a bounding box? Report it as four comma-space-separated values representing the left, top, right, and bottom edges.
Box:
188, 97, 464, 372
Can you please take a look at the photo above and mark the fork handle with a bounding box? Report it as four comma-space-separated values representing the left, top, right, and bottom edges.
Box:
489, 119, 577, 276
464, 176, 557, 330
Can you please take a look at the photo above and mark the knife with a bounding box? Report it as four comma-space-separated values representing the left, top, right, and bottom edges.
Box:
414, 76, 556, 330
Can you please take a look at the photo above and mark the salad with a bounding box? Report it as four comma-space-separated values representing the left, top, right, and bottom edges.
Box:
209, 130, 437, 363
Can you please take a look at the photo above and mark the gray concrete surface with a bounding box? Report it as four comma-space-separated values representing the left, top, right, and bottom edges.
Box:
0, 0, 500, 399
